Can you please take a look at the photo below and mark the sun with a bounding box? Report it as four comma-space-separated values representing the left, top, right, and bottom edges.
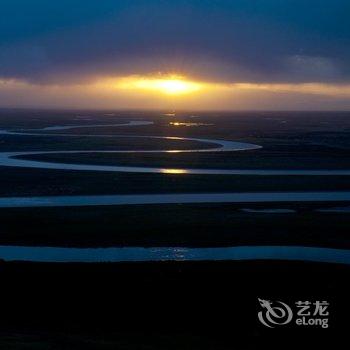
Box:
115, 75, 202, 95
149, 79, 200, 95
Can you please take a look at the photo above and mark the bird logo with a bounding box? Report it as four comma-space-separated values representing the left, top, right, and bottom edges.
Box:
258, 298, 293, 328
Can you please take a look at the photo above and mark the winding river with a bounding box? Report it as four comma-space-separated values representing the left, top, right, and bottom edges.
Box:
1, 120, 350, 175
1, 120, 350, 264
0, 191, 350, 208
0, 245, 350, 265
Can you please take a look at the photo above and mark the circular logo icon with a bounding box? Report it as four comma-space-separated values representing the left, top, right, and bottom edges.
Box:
258, 298, 293, 328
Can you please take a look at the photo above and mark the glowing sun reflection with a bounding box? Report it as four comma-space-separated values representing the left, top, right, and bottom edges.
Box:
160, 168, 189, 174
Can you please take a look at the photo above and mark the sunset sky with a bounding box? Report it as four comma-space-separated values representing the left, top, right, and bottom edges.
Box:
1, 0, 350, 110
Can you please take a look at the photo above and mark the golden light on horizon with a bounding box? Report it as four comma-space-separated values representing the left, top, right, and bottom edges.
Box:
114, 75, 202, 95
2, 77, 350, 110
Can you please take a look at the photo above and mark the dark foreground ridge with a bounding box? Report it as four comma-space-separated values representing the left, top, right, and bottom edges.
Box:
0, 259, 349, 348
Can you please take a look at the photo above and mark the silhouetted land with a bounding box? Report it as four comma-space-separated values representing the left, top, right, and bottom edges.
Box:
0, 259, 349, 348
0, 109, 350, 347
0, 204, 349, 248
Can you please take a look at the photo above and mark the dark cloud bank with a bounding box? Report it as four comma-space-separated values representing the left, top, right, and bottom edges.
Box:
0, 0, 349, 84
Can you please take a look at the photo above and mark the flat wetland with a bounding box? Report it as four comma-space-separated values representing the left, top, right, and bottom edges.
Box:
1, 109, 350, 345
0, 204, 350, 248
0, 110, 350, 248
